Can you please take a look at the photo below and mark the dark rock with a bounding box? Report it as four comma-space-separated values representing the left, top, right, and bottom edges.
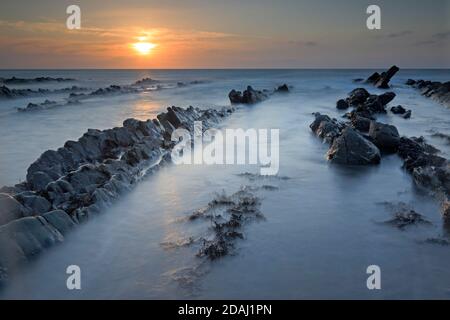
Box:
377, 92, 396, 106
42, 210, 76, 235
368, 122, 400, 152
336, 99, 349, 110
406, 79, 416, 85
275, 84, 289, 92
391, 105, 406, 114
0, 193, 27, 226
351, 115, 371, 132
406, 79, 450, 107
366, 66, 399, 89
15, 193, 51, 215
326, 127, 381, 165
228, 86, 269, 104
347, 88, 370, 106
0, 216, 63, 268
403, 110, 412, 119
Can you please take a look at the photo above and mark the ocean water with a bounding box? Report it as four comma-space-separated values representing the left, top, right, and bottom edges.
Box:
0, 69, 449, 299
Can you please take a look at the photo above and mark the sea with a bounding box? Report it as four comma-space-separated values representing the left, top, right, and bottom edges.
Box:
0, 69, 449, 299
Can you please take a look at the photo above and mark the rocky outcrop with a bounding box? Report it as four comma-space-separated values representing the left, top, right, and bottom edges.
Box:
309, 113, 342, 144
326, 127, 381, 165
397, 136, 449, 204
339, 88, 396, 120
275, 84, 289, 92
0, 77, 75, 85
406, 79, 450, 107
0, 105, 235, 278
365, 65, 399, 89
229, 86, 269, 104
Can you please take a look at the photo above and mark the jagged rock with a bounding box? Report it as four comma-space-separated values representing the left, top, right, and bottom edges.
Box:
326, 127, 381, 165
228, 86, 268, 104
0, 105, 236, 276
275, 84, 289, 92
0, 194, 27, 226
347, 88, 370, 106
366, 66, 399, 89
377, 92, 396, 106
336, 99, 349, 110
406, 79, 450, 107
391, 105, 407, 114
0, 76, 74, 85
412, 164, 450, 196
368, 122, 400, 152
310, 113, 332, 133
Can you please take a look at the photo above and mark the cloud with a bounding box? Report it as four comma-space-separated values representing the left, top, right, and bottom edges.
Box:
287, 40, 318, 47
413, 31, 450, 46
432, 31, 450, 40
387, 30, 413, 38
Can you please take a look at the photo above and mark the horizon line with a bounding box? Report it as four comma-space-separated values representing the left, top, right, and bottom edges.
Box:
1, 67, 449, 71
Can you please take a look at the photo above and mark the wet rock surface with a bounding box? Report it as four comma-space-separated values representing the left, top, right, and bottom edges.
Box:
0, 104, 235, 277
406, 79, 450, 107
327, 127, 381, 165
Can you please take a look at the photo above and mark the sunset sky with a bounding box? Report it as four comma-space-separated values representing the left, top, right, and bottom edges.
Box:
0, 0, 449, 68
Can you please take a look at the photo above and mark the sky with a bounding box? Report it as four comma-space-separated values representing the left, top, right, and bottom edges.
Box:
0, 0, 449, 68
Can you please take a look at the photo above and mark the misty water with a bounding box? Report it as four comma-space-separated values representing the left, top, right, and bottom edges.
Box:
0, 69, 449, 299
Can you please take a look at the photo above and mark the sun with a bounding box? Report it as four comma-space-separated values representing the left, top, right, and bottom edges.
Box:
132, 41, 156, 55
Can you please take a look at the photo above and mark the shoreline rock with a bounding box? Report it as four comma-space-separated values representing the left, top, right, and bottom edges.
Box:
0, 104, 235, 278
406, 79, 450, 107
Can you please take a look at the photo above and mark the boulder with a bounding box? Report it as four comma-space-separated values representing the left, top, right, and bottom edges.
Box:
347, 88, 370, 106
0, 216, 63, 268
368, 122, 400, 152
42, 210, 76, 235
0, 193, 26, 226
15, 193, 51, 215
326, 127, 381, 165
351, 115, 371, 132
310, 113, 332, 133
336, 99, 349, 110
378, 92, 396, 106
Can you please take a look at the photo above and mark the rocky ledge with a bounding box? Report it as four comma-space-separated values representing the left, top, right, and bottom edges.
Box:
405, 79, 450, 107
0, 104, 234, 280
